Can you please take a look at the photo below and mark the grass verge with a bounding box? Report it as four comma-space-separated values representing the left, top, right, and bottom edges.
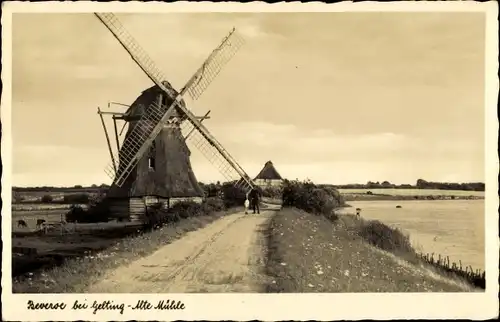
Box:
266, 207, 475, 292
12, 207, 241, 293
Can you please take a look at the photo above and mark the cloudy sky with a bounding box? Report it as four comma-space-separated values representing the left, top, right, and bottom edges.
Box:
11, 12, 486, 187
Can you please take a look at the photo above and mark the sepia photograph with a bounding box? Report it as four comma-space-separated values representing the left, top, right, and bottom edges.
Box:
1, 1, 498, 321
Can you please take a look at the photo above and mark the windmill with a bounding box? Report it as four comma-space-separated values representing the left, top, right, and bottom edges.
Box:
93, 13, 255, 221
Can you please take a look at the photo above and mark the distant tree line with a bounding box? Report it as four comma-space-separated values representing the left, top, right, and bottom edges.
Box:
12, 184, 110, 192
331, 179, 485, 192
39, 193, 91, 204
13, 178, 486, 194
415, 179, 484, 191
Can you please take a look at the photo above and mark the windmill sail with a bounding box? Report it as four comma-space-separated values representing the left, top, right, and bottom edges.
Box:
95, 13, 254, 190
94, 13, 176, 98
182, 27, 245, 101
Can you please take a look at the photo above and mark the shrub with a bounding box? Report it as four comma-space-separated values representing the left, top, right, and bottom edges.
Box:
65, 205, 86, 222
358, 220, 415, 254
202, 197, 226, 213
63, 193, 90, 204
65, 197, 110, 223
221, 182, 248, 208
41, 194, 53, 203
169, 201, 203, 219
65, 206, 110, 223
261, 186, 283, 199
309, 188, 337, 215
140, 197, 227, 231
204, 183, 222, 198
281, 179, 344, 221
144, 203, 179, 226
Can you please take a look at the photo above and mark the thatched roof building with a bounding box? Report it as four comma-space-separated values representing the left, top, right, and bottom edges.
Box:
107, 83, 204, 199
254, 161, 283, 187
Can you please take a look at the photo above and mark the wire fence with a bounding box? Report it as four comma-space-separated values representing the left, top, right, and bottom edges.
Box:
417, 252, 485, 289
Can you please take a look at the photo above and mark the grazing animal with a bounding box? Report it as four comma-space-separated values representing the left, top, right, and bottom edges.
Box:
355, 208, 361, 217
17, 219, 28, 228
36, 219, 46, 228
396, 205, 402, 209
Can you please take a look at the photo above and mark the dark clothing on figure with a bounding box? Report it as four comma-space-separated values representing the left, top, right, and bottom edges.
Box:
249, 188, 260, 200
252, 199, 260, 214
249, 188, 261, 214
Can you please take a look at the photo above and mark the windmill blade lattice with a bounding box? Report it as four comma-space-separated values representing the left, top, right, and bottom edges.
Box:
183, 28, 245, 101
95, 12, 254, 190
95, 13, 177, 98
104, 101, 177, 186
178, 118, 253, 191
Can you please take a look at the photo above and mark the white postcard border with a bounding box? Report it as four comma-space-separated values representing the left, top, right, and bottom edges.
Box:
1, 1, 498, 321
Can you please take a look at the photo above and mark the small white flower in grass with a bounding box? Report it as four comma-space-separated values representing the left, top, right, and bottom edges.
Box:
361, 272, 368, 277
344, 270, 350, 277
317, 270, 324, 275
280, 262, 287, 266
308, 283, 314, 288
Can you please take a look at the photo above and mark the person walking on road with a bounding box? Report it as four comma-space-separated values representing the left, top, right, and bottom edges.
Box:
244, 197, 250, 214
249, 187, 261, 214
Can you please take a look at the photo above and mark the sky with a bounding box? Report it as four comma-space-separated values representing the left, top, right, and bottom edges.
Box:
11, 12, 486, 187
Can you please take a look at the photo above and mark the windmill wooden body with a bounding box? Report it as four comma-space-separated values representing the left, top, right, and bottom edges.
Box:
94, 13, 255, 222
254, 161, 284, 188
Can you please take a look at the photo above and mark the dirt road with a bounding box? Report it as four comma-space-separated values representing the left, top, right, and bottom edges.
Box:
87, 206, 278, 293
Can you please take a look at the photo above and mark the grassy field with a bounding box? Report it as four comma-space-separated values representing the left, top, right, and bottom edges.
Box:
347, 200, 485, 271
12, 206, 243, 293
12, 203, 83, 212
13, 189, 100, 203
266, 208, 476, 292
338, 188, 485, 197
12, 208, 70, 231
11, 206, 143, 279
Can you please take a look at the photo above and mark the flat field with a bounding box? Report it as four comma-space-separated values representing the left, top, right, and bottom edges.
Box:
12, 208, 69, 232
10, 204, 141, 278
13, 189, 100, 202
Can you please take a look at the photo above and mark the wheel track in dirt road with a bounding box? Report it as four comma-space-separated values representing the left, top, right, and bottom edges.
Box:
87, 205, 280, 293
139, 213, 247, 284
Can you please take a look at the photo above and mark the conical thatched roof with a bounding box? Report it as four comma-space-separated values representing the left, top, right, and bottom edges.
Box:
254, 161, 283, 180
124, 81, 184, 121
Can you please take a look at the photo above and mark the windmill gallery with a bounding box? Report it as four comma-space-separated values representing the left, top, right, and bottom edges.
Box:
92, 13, 276, 224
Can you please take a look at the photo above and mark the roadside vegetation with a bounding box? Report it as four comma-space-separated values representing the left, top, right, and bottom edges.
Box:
12, 184, 246, 293
281, 178, 345, 220
12, 180, 485, 293
265, 179, 479, 292
266, 208, 475, 292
